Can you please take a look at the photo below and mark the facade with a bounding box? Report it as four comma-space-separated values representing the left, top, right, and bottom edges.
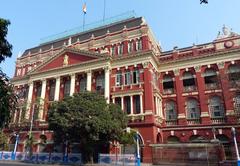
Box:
6, 15, 240, 162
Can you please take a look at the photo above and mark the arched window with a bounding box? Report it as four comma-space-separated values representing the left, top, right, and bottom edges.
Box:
165, 101, 177, 121
209, 96, 225, 118
118, 43, 123, 55
163, 74, 174, 94
128, 40, 134, 53
186, 98, 200, 119
234, 94, 240, 114
136, 38, 142, 51
167, 136, 180, 143
204, 68, 219, 89
189, 135, 207, 143
228, 64, 240, 86
182, 71, 196, 92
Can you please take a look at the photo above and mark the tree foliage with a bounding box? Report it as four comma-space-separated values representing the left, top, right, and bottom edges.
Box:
48, 92, 128, 162
0, 18, 12, 63
0, 70, 17, 128
0, 131, 8, 150
0, 18, 17, 129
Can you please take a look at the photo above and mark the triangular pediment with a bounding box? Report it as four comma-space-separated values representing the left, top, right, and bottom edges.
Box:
31, 48, 106, 74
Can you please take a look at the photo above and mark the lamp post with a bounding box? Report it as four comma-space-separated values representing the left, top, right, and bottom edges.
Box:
125, 127, 141, 166
63, 134, 69, 163
231, 127, 240, 166
11, 133, 19, 160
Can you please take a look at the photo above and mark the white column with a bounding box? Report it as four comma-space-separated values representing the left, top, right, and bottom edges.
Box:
87, 70, 92, 91
13, 110, 17, 123
104, 68, 110, 103
121, 96, 124, 111
26, 81, 34, 119
54, 76, 60, 101
18, 108, 22, 123
140, 94, 143, 114
112, 97, 115, 104
130, 95, 134, 115
70, 74, 76, 96
39, 79, 46, 120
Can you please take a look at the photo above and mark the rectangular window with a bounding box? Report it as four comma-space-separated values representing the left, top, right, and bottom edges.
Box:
135, 95, 140, 114
80, 78, 87, 92
17, 68, 21, 76
64, 80, 70, 97
136, 39, 142, 51
125, 71, 131, 85
116, 72, 122, 86
36, 85, 42, 98
133, 70, 140, 84
125, 96, 131, 114
49, 82, 55, 101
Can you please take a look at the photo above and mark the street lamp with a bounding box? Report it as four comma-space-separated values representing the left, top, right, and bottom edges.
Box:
11, 133, 19, 160
125, 127, 141, 166
231, 127, 240, 166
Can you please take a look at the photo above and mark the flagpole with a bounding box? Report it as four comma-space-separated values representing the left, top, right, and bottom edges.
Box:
83, 13, 85, 31
82, 2, 86, 31
103, 0, 106, 22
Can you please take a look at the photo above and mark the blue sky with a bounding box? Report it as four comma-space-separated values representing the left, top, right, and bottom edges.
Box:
0, 0, 239, 77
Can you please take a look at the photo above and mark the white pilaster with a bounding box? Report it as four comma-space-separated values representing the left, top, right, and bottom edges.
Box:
159, 98, 163, 118
104, 68, 110, 103
121, 96, 124, 111
70, 74, 76, 96
54, 77, 60, 101
87, 70, 92, 91
26, 81, 34, 119
140, 94, 143, 114
130, 95, 133, 115
155, 97, 158, 115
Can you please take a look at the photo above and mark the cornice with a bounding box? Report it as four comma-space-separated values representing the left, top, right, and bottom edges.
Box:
159, 47, 240, 72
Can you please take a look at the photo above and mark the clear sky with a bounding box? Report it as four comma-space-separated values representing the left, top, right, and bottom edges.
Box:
0, 0, 239, 77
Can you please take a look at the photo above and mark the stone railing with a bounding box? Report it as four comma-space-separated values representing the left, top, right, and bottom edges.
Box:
187, 118, 201, 125
163, 88, 175, 95
183, 85, 197, 92
211, 117, 226, 124
165, 119, 178, 126
205, 83, 220, 90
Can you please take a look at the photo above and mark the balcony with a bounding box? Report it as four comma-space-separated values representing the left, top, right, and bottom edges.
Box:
211, 117, 226, 124
187, 118, 201, 125
205, 83, 220, 90
163, 88, 175, 95
165, 119, 177, 126
183, 85, 197, 92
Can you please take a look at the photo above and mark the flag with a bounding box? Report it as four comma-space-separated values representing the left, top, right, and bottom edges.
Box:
82, 2, 87, 14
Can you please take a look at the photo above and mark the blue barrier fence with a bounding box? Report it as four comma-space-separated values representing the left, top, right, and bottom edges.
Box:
0, 151, 82, 164
99, 153, 136, 166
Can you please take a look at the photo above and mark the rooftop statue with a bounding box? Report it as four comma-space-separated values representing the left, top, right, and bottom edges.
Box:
216, 25, 238, 39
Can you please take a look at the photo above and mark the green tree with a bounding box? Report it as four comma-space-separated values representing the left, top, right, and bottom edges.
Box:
0, 131, 8, 150
48, 92, 128, 163
0, 18, 17, 129
0, 18, 12, 62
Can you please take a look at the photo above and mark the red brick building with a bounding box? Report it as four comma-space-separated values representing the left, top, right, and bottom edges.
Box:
7, 15, 240, 162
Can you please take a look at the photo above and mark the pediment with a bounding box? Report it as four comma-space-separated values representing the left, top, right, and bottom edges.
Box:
32, 48, 104, 73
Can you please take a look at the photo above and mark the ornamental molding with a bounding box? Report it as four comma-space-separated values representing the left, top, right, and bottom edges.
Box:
194, 65, 201, 72
217, 61, 225, 69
